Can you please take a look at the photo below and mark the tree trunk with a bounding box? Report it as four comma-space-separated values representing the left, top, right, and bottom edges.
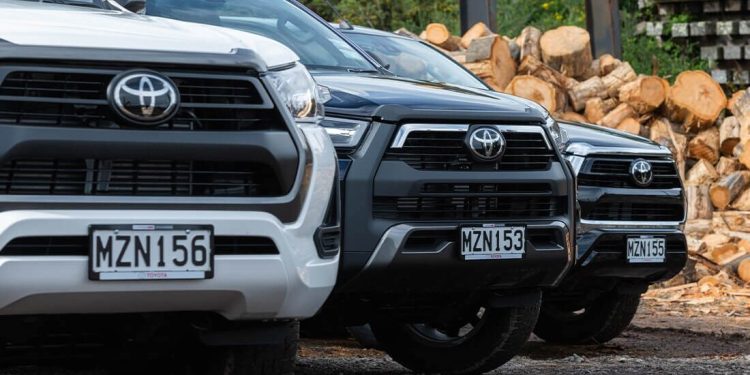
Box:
539, 26, 593, 78
517, 55, 577, 90
710, 171, 750, 210
618, 75, 669, 114
666, 71, 727, 132
688, 127, 720, 164
584, 97, 618, 123
517, 26, 542, 61
719, 116, 741, 156
505, 75, 564, 113
686, 159, 720, 185
616, 117, 642, 135
460, 22, 492, 49
716, 156, 740, 176
568, 76, 607, 111
425, 23, 461, 51
601, 62, 638, 98
687, 184, 714, 220
598, 53, 621, 76
598, 103, 635, 128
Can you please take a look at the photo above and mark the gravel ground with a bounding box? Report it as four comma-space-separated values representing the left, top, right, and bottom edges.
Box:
0, 301, 747, 374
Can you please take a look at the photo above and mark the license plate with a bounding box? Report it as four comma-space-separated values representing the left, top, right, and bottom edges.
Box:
626, 236, 666, 263
460, 225, 525, 260
89, 225, 214, 281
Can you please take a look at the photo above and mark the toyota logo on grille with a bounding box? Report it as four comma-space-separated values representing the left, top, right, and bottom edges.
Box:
108, 71, 179, 126
630, 159, 654, 187
467, 127, 506, 161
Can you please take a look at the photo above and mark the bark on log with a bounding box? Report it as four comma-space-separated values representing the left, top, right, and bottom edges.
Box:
460, 22, 492, 49
517, 55, 577, 90
584, 97, 618, 123
616, 117, 642, 135
569, 76, 607, 111
464, 36, 517, 91
720, 116, 741, 156
465, 35, 496, 62
732, 91, 750, 146
425, 23, 461, 51
505, 75, 564, 113
517, 26, 542, 61
598, 103, 635, 128
601, 62, 638, 98
649, 117, 687, 180
739, 140, 750, 169
716, 157, 740, 176
688, 127, 720, 164
728, 90, 745, 115
710, 171, 750, 210
556, 111, 588, 123
666, 71, 728, 132
618, 75, 669, 114
686, 159, 720, 185
539, 26, 593, 78
687, 184, 714, 220
599, 53, 621, 76
731, 188, 750, 210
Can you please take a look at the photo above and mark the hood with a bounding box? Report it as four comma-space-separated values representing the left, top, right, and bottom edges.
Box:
0, 0, 297, 69
559, 121, 671, 156
313, 72, 547, 123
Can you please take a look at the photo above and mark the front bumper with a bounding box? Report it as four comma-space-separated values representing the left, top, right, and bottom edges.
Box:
0, 126, 340, 321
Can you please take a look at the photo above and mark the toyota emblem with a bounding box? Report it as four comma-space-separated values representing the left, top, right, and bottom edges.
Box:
466, 127, 506, 161
108, 71, 179, 126
630, 159, 654, 187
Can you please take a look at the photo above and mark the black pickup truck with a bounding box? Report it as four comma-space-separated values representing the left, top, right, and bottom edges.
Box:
337, 23, 687, 345
139, 0, 576, 373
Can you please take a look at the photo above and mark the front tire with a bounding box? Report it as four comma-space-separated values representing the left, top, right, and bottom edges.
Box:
534, 291, 641, 345
370, 296, 541, 374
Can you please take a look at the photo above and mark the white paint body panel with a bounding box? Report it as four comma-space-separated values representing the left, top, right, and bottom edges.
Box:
0, 126, 339, 320
0, 0, 298, 69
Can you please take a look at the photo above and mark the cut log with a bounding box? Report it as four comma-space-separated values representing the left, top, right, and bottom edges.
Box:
666, 70, 727, 132
517, 55, 577, 90
727, 90, 745, 115
719, 116, 741, 156
618, 75, 669, 114
601, 62, 638, 98
425, 23, 461, 51
686, 159, 719, 185
556, 111, 588, 123
419, 30, 427, 40
569, 76, 607, 111
505, 75, 564, 113
539, 26, 593, 78
716, 157, 740, 176
649, 117, 687, 180
584, 97, 618, 123
739, 140, 750, 169
687, 184, 714, 220
598, 103, 635, 128
731, 188, 750, 210
465, 36, 517, 91
504, 36, 520, 60
739, 258, 750, 282
709, 171, 750, 210
599, 53, 620, 76
517, 26, 542, 61
460, 22, 492, 49
732, 90, 750, 145
616, 117, 642, 135
687, 127, 720, 164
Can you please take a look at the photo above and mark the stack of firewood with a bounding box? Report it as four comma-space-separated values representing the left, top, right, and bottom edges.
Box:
401, 22, 750, 286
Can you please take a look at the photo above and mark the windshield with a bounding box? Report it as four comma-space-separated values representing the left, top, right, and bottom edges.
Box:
344, 31, 488, 90
143, 0, 375, 72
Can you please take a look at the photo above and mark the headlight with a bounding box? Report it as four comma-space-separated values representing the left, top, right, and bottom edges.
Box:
546, 115, 568, 153
320, 117, 370, 149
266, 63, 323, 124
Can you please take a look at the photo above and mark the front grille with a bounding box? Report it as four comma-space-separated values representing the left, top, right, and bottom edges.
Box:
384, 129, 556, 171
1, 236, 278, 256
582, 202, 685, 221
0, 68, 282, 131
578, 157, 681, 189
0, 159, 281, 197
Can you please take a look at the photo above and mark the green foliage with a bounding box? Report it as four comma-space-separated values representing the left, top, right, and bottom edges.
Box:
495, 0, 585, 37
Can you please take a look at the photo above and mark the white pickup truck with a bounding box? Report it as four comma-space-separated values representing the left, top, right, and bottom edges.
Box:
0, 1, 338, 373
